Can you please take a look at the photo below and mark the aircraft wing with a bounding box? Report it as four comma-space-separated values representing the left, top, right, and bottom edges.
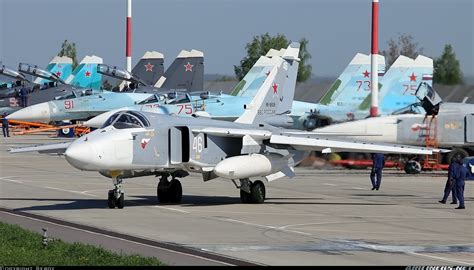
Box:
270, 134, 433, 155
192, 127, 436, 156
9, 141, 72, 154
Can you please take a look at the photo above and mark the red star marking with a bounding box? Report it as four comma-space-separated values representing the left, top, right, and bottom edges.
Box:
55, 71, 62, 77
363, 70, 370, 78
409, 72, 417, 82
144, 62, 154, 72
184, 62, 193, 72
272, 82, 278, 94
265, 70, 271, 76
85, 70, 91, 77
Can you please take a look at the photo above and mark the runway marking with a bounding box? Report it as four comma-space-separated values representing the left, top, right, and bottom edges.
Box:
44, 186, 97, 197
222, 218, 311, 236
322, 183, 337, 186
408, 251, 472, 265
462, 96, 469, 103
0, 210, 238, 266
350, 187, 367, 190
0, 177, 24, 183
286, 227, 448, 236
278, 221, 368, 229
154, 206, 190, 214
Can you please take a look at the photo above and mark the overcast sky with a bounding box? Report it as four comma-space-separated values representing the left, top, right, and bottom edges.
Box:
1, 0, 473, 77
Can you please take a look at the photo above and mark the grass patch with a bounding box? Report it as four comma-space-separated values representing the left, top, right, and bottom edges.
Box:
0, 221, 165, 266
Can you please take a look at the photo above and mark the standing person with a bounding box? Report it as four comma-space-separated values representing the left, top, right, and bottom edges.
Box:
19, 85, 29, 107
439, 158, 458, 204
2, 112, 10, 137
370, 153, 385, 190
453, 155, 467, 209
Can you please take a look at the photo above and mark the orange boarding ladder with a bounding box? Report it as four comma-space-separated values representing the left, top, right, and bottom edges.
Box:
422, 114, 440, 170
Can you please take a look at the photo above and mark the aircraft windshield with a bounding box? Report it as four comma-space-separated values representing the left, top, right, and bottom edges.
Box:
138, 94, 164, 105
55, 91, 78, 100
391, 103, 423, 115
101, 111, 150, 129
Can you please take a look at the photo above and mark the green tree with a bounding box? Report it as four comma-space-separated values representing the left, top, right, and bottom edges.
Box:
381, 33, 423, 68
58, 40, 78, 69
234, 33, 312, 82
434, 44, 463, 85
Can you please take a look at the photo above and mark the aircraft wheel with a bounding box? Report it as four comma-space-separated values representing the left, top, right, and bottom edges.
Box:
116, 192, 125, 209
404, 160, 421, 174
169, 179, 182, 203
240, 189, 251, 204
157, 186, 170, 203
250, 180, 266, 204
107, 190, 116, 209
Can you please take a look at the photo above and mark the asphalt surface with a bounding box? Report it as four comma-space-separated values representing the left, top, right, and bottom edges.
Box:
1, 135, 473, 266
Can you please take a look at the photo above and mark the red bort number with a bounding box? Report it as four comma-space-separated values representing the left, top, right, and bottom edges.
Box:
177, 104, 193, 114
64, 100, 74, 109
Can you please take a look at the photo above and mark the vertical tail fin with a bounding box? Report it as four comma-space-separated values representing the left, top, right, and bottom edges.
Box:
132, 51, 164, 86
376, 55, 433, 112
235, 42, 300, 125
64, 55, 103, 90
154, 49, 204, 91
230, 47, 288, 97
319, 53, 385, 108
34, 56, 73, 85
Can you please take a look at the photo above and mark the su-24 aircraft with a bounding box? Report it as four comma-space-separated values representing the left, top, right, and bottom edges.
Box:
7, 50, 205, 123
0, 56, 73, 99
315, 82, 474, 167
10, 42, 439, 208
0, 55, 102, 115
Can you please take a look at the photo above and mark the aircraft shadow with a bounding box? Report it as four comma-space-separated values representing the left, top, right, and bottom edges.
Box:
1, 195, 396, 210
352, 194, 417, 197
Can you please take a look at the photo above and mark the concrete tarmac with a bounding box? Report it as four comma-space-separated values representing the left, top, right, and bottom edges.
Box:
1, 135, 473, 265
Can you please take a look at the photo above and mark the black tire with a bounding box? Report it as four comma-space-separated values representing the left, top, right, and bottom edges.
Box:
116, 193, 125, 209
240, 189, 251, 204
404, 160, 421, 174
157, 187, 169, 203
169, 179, 183, 203
107, 190, 116, 209
250, 180, 266, 204
446, 148, 469, 164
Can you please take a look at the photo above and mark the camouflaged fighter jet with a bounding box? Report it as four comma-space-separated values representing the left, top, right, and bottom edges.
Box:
0, 55, 102, 115
83, 47, 385, 129
10, 42, 438, 208
0, 56, 73, 99
7, 50, 204, 123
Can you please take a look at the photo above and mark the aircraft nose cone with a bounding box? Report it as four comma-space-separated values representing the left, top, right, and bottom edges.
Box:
7, 102, 51, 122
65, 141, 95, 170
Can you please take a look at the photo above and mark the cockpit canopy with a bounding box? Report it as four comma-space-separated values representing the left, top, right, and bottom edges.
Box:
97, 64, 147, 87
0, 64, 29, 82
101, 111, 150, 129
137, 92, 191, 105
55, 89, 95, 100
391, 103, 424, 115
18, 63, 63, 83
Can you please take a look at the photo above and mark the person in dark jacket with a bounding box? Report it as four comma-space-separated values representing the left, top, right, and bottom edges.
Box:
439, 159, 458, 204
19, 86, 29, 107
370, 153, 385, 190
2, 112, 10, 137
453, 155, 467, 209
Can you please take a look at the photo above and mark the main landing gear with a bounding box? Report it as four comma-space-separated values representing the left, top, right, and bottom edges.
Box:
157, 175, 183, 203
236, 179, 266, 204
108, 177, 125, 209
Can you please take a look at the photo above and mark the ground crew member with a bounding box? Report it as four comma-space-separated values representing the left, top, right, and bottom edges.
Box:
439, 158, 458, 204
19, 85, 29, 107
370, 153, 385, 190
2, 112, 10, 137
453, 155, 467, 209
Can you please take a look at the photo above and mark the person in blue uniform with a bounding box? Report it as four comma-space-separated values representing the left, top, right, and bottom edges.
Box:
2, 112, 10, 137
453, 155, 467, 209
370, 153, 385, 190
439, 158, 458, 204
19, 85, 29, 107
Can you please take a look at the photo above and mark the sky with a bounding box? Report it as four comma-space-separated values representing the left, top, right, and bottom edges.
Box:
1, 0, 473, 77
